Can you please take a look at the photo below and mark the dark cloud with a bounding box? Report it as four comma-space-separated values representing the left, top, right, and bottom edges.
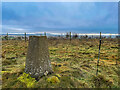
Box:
2, 2, 118, 33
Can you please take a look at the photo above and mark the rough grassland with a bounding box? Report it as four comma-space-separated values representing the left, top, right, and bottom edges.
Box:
1, 38, 120, 88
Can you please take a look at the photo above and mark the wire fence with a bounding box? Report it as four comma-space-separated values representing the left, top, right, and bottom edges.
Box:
1, 32, 119, 41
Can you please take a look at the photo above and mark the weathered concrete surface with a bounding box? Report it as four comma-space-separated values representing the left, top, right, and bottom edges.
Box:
25, 36, 53, 79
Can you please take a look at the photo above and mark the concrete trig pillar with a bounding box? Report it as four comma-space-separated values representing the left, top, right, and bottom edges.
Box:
25, 36, 53, 79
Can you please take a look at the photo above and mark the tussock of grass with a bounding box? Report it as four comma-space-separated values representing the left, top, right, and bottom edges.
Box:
92, 74, 114, 88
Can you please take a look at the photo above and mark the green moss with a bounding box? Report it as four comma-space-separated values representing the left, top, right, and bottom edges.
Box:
17, 73, 36, 88
47, 76, 60, 84
55, 74, 61, 78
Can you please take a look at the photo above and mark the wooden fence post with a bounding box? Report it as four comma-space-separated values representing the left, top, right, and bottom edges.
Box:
44, 32, 46, 36
70, 32, 71, 41
7, 33, 8, 40
25, 32, 26, 42
96, 32, 102, 75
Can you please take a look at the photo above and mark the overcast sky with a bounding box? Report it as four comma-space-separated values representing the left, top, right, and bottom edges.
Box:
2, 2, 118, 33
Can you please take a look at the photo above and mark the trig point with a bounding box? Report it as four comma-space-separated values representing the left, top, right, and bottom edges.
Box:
25, 36, 53, 79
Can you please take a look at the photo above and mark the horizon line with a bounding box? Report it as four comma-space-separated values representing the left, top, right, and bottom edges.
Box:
1, 32, 119, 36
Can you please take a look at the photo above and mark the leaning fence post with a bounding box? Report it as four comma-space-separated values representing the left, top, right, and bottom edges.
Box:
25, 32, 26, 42
96, 32, 102, 75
